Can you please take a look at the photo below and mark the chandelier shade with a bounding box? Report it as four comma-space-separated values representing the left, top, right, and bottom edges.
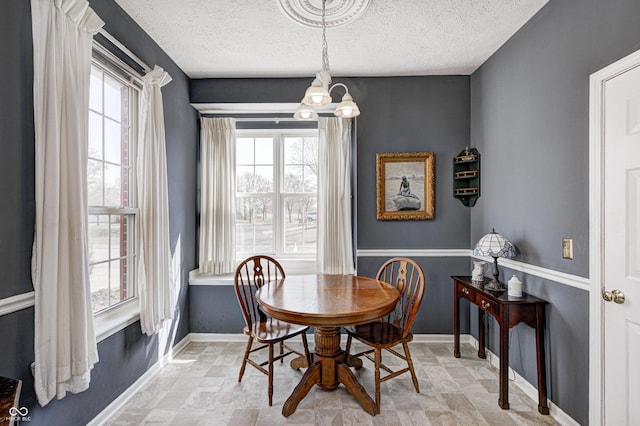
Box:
302, 74, 332, 106
334, 92, 360, 118
294, 0, 360, 120
293, 102, 319, 121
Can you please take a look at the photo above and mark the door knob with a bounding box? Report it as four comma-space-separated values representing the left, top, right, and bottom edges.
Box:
602, 289, 625, 304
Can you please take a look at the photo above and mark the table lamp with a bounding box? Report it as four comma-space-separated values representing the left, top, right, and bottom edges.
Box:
473, 228, 518, 291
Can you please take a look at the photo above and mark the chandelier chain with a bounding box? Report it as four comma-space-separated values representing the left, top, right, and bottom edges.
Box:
321, 0, 330, 72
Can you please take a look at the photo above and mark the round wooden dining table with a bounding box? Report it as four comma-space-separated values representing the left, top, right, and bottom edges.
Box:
255, 274, 400, 417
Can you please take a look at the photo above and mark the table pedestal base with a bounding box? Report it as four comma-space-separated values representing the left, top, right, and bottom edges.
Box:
282, 326, 377, 417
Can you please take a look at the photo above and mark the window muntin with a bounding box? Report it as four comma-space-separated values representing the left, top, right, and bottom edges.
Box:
88, 59, 139, 314
235, 131, 318, 258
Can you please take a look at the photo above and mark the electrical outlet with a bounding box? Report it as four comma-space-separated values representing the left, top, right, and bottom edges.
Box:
562, 238, 573, 260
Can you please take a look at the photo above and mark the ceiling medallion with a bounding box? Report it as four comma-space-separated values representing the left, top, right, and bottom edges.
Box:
278, 0, 371, 28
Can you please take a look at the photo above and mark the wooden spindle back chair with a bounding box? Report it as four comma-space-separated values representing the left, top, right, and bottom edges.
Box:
234, 255, 311, 406
344, 257, 425, 412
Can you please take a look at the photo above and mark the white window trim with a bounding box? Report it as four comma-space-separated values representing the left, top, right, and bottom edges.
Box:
235, 128, 318, 272
89, 45, 142, 327
188, 258, 317, 286
94, 298, 140, 342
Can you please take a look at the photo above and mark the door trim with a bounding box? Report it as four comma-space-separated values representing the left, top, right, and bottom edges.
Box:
589, 48, 640, 425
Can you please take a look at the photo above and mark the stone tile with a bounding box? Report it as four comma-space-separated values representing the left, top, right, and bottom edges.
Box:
107, 409, 150, 426
442, 393, 475, 411
227, 408, 260, 426
425, 410, 459, 426
342, 408, 374, 426
106, 342, 556, 426
284, 408, 315, 424
453, 410, 491, 426
507, 409, 560, 425
314, 409, 343, 426
445, 366, 474, 379
183, 391, 229, 409
416, 392, 449, 412
480, 410, 519, 426
396, 409, 430, 425
478, 379, 499, 394
140, 408, 177, 425
465, 392, 502, 411
166, 409, 208, 425
125, 388, 170, 410
372, 410, 402, 426
314, 389, 344, 410
429, 345, 453, 357
256, 407, 288, 426
153, 391, 191, 409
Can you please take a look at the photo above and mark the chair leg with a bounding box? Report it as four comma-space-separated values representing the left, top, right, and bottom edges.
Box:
280, 341, 284, 363
268, 344, 274, 406
344, 334, 352, 363
301, 332, 311, 368
239, 336, 253, 382
403, 341, 420, 393
374, 348, 382, 413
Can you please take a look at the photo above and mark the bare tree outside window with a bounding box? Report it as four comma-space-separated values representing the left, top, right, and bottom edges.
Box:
236, 132, 318, 257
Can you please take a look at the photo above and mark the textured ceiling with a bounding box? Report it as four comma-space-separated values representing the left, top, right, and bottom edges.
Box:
114, 0, 548, 79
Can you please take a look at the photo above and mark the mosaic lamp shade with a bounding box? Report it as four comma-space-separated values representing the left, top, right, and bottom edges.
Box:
473, 228, 518, 291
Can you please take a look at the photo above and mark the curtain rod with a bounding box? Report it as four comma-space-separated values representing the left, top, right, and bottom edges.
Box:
232, 117, 315, 122
97, 29, 152, 73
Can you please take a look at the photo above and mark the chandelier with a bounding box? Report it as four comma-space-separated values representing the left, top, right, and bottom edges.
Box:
293, 0, 361, 120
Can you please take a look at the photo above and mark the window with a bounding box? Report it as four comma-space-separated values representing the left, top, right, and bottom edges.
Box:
235, 130, 318, 262
87, 52, 140, 314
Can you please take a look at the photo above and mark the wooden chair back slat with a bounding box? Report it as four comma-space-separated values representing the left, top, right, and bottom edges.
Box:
234, 255, 286, 329
376, 257, 425, 338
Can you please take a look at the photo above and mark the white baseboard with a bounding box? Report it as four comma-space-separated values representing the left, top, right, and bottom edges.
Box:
189, 332, 248, 342
466, 336, 579, 426
87, 334, 191, 426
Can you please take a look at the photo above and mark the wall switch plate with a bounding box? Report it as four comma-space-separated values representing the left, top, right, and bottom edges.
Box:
562, 238, 573, 260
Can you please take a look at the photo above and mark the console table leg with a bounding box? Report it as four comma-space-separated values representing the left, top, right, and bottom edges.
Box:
478, 308, 486, 359
453, 284, 461, 358
498, 309, 510, 410
536, 305, 550, 414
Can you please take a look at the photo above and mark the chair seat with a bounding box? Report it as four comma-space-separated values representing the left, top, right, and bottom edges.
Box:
245, 318, 309, 343
346, 321, 413, 348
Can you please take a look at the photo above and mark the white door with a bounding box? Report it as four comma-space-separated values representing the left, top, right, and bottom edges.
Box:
603, 63, 640, 425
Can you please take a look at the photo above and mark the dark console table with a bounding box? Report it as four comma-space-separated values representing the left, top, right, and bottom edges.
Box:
0, 376, 22, 426
452, 275, 549, 414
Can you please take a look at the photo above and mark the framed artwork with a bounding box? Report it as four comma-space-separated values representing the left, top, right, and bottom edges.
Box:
376, 151, 435, 220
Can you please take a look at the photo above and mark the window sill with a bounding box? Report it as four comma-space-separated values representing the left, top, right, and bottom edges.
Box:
190, 258, 317, 286
94, 298, 140, 343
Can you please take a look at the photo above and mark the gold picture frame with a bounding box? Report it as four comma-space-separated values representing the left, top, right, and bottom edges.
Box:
376, 152, 435, 220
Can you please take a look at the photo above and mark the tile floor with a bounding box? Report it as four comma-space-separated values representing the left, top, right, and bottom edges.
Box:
107, 340, 558, 425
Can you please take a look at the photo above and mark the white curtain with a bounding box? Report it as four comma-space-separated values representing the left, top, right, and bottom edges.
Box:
317, 117, 355, 274
198, 117, 236, 274
30, 0, 103, 406
137, 66, 174, 336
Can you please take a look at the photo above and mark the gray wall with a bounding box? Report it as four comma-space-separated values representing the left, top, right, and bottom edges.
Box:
0, 1, 198, 424
4, 0, 637, 423
471, 0, 640, 423
190, 76, 472, 335
0, 0, 35, 300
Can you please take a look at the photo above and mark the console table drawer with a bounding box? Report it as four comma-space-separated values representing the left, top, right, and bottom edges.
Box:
475, 294, 497, 314
457, 285, 475, 302
452, 276, 549, 414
